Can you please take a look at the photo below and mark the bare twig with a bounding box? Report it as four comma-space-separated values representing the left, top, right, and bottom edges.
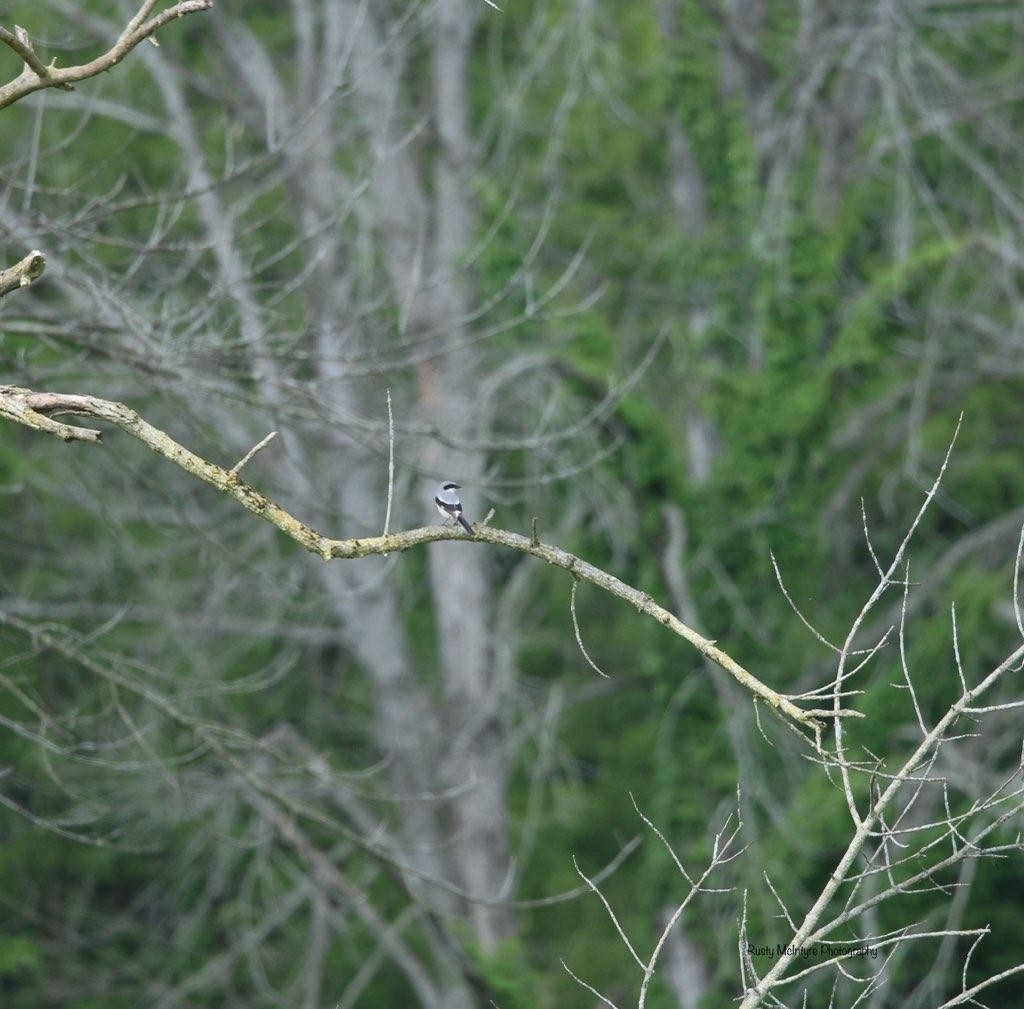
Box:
570, 798, 743, 1009
572, 852, 645, 969
899, 560, 929, 736
830, 414, 963, 826
228, 431, 277, 477
1013, 520, 1024, 640
382, 388, 395, 538
570, 579, 610, 679
560, 958, 620, 1009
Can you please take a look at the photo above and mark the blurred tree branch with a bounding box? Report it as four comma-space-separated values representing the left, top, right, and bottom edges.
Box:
0, 382, 837, 735
0, 3, 213, 111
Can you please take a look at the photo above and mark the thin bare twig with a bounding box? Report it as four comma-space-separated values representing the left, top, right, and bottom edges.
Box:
382, 388, 395, 538
572, 852, 645, 969
570, 798, 742, 1009
560, 958, 620, 1009
570, 579, 610, 679
228, 431, 277, 477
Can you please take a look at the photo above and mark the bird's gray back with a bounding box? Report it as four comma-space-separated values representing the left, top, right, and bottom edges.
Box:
436, 483, 461, 506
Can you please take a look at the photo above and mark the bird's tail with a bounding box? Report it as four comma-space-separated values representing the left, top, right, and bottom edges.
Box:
457, 513, 474, 535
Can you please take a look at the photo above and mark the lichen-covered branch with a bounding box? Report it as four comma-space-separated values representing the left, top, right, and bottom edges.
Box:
0, 249, 45, 298
0, 383, 832, 734
0, 2, 213, 111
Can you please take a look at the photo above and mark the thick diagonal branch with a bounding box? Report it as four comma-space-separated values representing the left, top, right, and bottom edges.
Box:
0, 384, 832, 733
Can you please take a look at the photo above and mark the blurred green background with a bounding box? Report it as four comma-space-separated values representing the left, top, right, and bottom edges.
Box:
2, 2, 1024, 1007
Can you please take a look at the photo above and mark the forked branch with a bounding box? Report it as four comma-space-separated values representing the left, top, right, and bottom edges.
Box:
0, 2, 213, 111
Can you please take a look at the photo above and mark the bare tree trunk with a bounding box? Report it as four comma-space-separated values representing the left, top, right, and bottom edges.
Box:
660, 0, 707, 237
144, 28, 468, 1008
717, 0, 772, 156
658, 906, 710, 1009
426, 0, 515, 952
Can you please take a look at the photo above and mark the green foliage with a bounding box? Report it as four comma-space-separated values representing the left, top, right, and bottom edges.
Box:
0, 936, 41, 979
831, 235, 970, 369
465, 937, 540, 1009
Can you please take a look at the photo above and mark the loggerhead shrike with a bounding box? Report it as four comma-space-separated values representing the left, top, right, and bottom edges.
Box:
435, 481, 474, 535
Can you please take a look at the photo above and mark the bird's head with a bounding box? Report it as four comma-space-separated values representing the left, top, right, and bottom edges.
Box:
441, 481, 461, 491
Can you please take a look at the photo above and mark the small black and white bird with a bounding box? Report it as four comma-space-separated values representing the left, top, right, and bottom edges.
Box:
435, 481, 475, 535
